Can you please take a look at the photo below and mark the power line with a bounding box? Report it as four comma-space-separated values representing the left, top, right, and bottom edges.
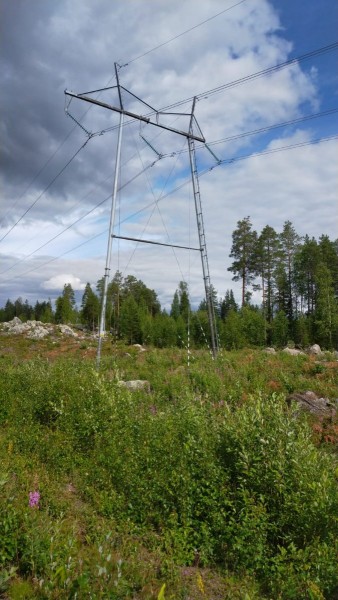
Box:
0, 138, 92, 244
4, 41, 336, 241
166, 42, 338, 109
11, 98, 329, 257
2, 133, 336, 286
124, 0, 248, 66
94, 42, 338, 138
0, 158, 161, 276
160, 107, 338, 157
1, 0, 248, 222
0, 128, 78, 229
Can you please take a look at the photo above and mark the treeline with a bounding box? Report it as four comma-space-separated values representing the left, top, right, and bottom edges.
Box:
227, 218, 338, 349
1, 220, 337, 349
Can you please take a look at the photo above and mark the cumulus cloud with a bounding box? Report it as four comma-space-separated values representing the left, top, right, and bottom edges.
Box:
41, 274, 86, 292
0, 0, 337, 307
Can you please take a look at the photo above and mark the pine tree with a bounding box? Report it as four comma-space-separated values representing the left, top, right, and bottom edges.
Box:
255, 225, 280, 342
279, 221, 301, 329
228, 216, 258, 306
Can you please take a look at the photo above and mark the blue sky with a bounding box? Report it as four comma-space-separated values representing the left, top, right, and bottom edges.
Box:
0, 0, 337, 310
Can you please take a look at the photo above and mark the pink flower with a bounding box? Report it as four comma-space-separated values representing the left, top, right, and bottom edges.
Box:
29, 491, 40, 508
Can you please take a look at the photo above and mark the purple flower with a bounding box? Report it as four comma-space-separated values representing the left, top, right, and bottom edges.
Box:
29, 490, 40, 508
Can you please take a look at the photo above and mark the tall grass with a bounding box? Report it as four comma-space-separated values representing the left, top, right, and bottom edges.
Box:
0, 347, 337, 598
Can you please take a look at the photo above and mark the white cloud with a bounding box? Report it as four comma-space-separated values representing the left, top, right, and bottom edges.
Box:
41, 274, 86, 292
0, 0, 337, 309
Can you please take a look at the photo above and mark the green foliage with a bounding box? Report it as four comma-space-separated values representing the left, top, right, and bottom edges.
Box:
0, 348, 337, 598
55, 283, 77, 324
228, 216, 258, 307
80, 282, 100, 330
272, 309, 289, 347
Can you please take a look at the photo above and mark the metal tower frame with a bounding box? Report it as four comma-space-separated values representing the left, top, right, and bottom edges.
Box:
64, 64, 219, 364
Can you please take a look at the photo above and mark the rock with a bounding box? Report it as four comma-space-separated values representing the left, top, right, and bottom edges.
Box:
282, 348, 305, 356
118, 380, 151, 392
132, 344, 146, 352
286, 390, 337, 420
309, 344, 321, 355
11, 316, 22, 325
264, 347, 276, 354
58, 325, 78, 337
27, 326, 50, 339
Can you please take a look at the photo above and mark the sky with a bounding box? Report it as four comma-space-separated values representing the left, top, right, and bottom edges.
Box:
1, 0, 337, 311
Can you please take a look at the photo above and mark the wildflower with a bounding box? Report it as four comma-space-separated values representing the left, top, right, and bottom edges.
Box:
29, 490, 40, 508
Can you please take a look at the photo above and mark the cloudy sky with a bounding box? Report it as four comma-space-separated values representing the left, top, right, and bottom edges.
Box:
1, 0, 337, 310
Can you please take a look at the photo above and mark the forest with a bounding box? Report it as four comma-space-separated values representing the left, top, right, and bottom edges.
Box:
1, 220, 338, 599
1, 219, 338, 349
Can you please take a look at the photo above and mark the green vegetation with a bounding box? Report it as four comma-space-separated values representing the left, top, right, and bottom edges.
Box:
1, 221, 337, 351
0, 342, 337, 598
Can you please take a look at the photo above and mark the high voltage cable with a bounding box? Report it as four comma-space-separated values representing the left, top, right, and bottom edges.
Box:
1, 133, 336, 285
117, 135, 338, 225
0, 159, 161, 276
0, 127, 78, 229
164, 41, 338, 109
3, 40, 336, 243
2, 0, 248, 222
6, 100, 332, 252
159, 107, 338, 157
0, 138, 92, 244
97, 42, 338, 134
123, 0, 248, 66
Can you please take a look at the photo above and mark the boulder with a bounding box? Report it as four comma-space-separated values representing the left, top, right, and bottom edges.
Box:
309, 344, 321, 355
286, 390, 337, 420
27, 326, 50, 339
132, 344, 146, 352
282, 348, 305, 356
118, 380, 151, 392
264, 347, 276, 354
10, 316, 22, 325
58, 325, 78, 337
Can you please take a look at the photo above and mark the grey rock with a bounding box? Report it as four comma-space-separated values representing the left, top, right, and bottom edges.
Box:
309, 344, 321, 355
132, 344, 146, 352
264, 347, 276, 354
286, 390, 337, 420
118, 380, 151, 392
27, 326, 50, 339
58, 325, 78, 337
283, 348, 305, 356
11, 316, 22, 325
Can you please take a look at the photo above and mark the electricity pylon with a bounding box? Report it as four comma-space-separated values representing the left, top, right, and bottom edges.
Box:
65, 64, 219, 365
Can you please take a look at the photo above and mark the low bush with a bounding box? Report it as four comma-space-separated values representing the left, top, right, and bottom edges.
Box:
0, 348, 337, 598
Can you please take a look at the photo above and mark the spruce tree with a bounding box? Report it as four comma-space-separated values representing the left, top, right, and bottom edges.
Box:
55, 284, 76, 324
81, 283, 100, 330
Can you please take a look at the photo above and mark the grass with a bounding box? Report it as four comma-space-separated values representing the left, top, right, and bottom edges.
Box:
0, 334, 337, 598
